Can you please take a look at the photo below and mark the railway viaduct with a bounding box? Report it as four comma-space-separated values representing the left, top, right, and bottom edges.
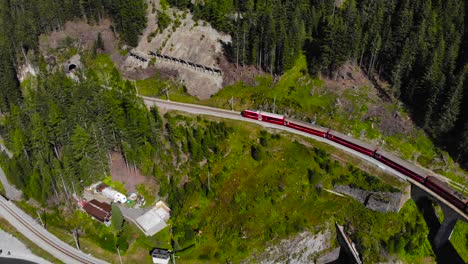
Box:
411, 184, 466, 249
128, 50, 223, 76
148, 51, 222, 75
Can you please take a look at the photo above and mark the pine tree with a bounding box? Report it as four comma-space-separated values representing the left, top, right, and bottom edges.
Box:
111, 203, 124, 231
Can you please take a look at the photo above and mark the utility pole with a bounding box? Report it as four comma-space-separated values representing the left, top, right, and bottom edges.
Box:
36, 210, 45, 228
273, 96, 276, 113
161, 87, 170, 101
207, 171, 211, 193
72, 229, 80, 250
133, 80, 139, 95
462, 179, 467, 195
229, 96, 234, 111
117, 246, 123, 264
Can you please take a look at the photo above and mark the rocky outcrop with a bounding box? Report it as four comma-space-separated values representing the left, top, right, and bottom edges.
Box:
245, 230, 333, 264
334, 185, 406, 213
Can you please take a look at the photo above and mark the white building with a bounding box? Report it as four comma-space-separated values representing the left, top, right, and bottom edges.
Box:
151, 248, 171, 264
135, 201, 171, 236
154, 201, 171, 221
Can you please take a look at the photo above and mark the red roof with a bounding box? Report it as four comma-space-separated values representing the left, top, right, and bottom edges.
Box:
96, 183, 109, 192
83, 199, 112, 222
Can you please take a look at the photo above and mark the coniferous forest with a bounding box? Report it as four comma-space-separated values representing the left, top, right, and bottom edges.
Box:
0, 0, 146, 112
0, 0, 465, 194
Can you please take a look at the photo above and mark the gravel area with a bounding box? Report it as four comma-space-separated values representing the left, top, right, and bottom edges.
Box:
0, 228, 51, 264
123, 0, 231, 99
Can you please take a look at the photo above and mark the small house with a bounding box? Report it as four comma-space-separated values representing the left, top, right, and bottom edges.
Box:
83, 199, 112, 226
151, 248, 171, 264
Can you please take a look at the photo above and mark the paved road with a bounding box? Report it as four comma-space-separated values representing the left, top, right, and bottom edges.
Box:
0, 144, 22, 201
143, 97, 467, 220
0, 195, 108, 264
0, 228, 51, 264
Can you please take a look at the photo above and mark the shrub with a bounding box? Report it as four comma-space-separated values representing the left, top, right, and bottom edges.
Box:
157, 11, 171, 31
251, 144, 265, 161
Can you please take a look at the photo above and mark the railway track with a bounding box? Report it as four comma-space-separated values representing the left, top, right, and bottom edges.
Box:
0, 195, 108, 264
144, 97, 467, 220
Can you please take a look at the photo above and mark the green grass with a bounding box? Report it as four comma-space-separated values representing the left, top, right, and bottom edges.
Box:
160, 114, 435, 263
85, 54, 120, 85
136, 73, 199, 103
138, 54, 467, 188
451, 221, 468, 262
0, 177, 5, 196
102, 176, 127, 195
8, 110, 445, 263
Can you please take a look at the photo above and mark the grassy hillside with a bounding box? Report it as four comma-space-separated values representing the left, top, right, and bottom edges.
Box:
137, 55, 467, 189
159, 114, 434, 263
12, 50, 461, 262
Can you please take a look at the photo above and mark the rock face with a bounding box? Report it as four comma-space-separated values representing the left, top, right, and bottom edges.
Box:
134, 2, 231, 99
245, 230, 333, 264
334, 185, 406, 213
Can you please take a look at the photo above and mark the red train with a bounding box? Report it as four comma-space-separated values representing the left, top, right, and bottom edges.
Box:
241, 109, 468, 214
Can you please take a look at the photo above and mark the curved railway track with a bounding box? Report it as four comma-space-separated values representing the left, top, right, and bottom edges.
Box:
0, 195, 107, 264
143, 97, 467, 220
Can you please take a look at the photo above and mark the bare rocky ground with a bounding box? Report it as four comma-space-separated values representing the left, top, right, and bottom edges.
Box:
109, 152, 155, 194
333, 185, 409, 213
245, 230, 335, 264
119, 0, 231, 98
39, 19, 117, 57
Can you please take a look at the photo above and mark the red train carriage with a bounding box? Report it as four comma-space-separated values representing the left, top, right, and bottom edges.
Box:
241, 110, 285, 125
258, 111, 285, 125
326, 130, 377, 156
241, 109, 259, 120
284, 118, 328, 137
373, 150, 427, 183
374, 149, 427, 183
240, 109, 467, 215
425, 176, 468, 213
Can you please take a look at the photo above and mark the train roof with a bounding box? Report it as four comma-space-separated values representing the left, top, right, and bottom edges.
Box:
327, 130, 377, 152
284, 117, 329, 132
426, 176, 467, 202
376, 148, 429, 177
259, 111, 285, 119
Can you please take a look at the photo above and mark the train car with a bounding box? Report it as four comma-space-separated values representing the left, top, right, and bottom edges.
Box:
258, 111, 285, 125
241, 109, 259, 120
326, 130, 377, 157
284, 118, 328, 137
425, 176, 468, 213
241, 110, 285, 125
373, 149, 427, 183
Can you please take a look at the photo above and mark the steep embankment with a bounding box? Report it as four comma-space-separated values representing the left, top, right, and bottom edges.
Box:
121, 0, 231, 99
